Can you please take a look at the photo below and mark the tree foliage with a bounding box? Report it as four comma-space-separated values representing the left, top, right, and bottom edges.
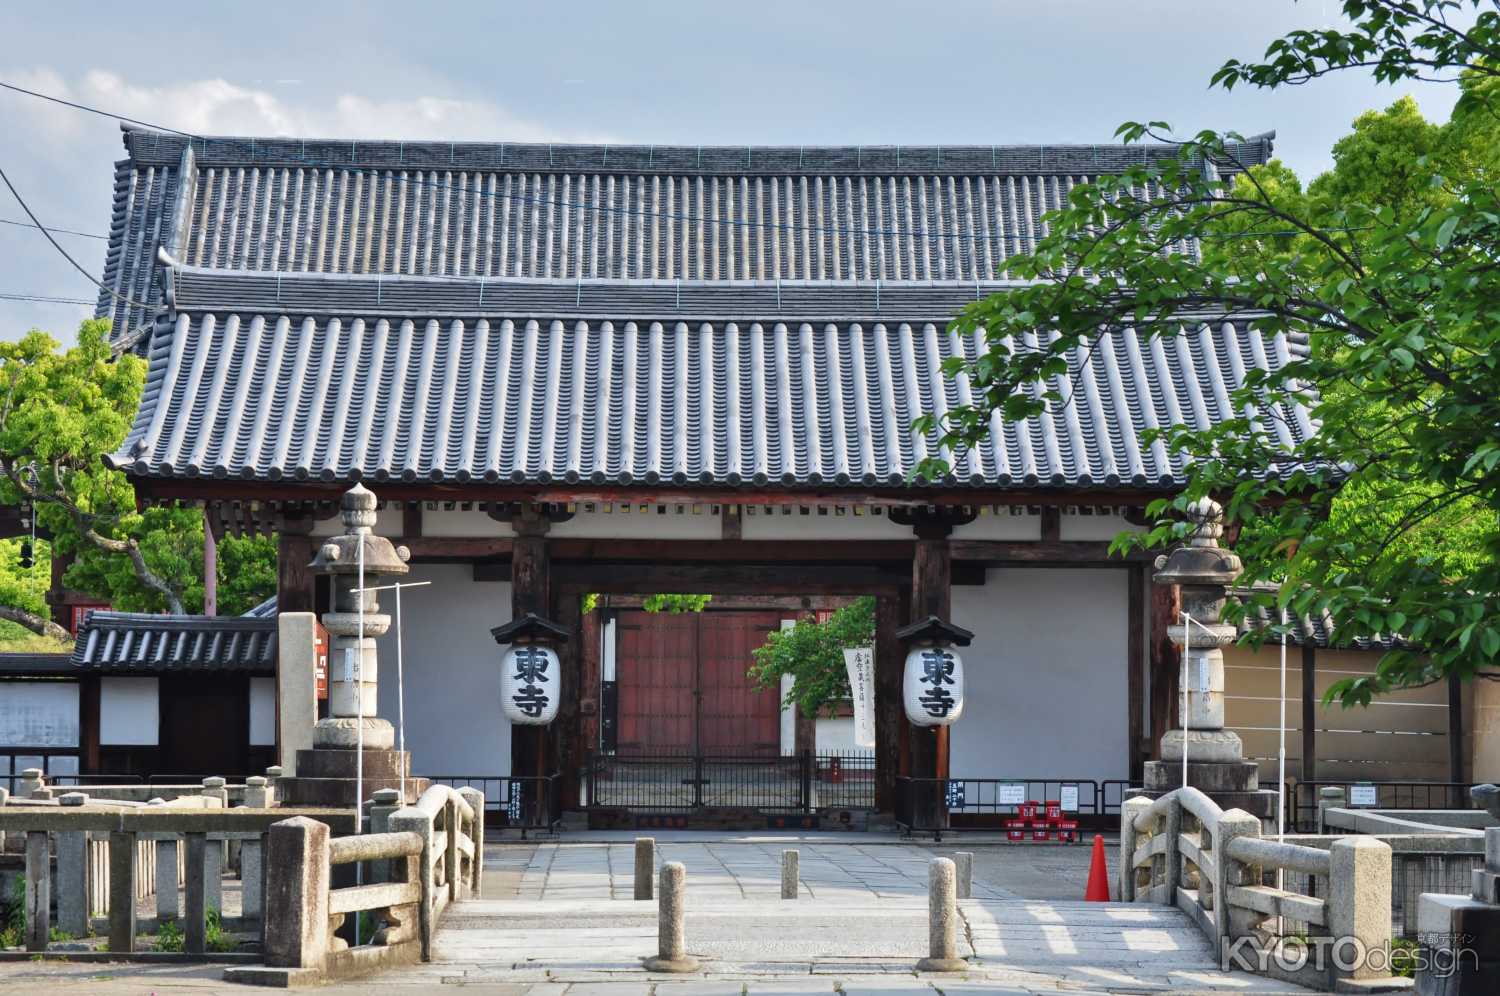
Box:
747, 597, 875, 716
0, 321, 277, 626
916, 0, 1500, 706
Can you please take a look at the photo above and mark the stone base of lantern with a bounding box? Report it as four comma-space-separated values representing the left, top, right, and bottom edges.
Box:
313, 715, 395, 750
278, 745, 427, 808
1141, 731, 1280, 820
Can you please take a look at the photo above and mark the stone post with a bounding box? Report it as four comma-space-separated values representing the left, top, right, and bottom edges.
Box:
369, 788, 402, 884
24, 831, 49, 951
205, 832, 223, 913
634, 837, 655, 900
457, 786, 485, 897
953, 851, 973, 900
244, 776, 272, 809
265, 766, 284, 804
241, 835, 265, 920
1327, 836, 1392, 987
201, 775, 229, 808
1119, 795, 1152, 902
156, 836, 181, 920
274, 612, 318, 774
643, 861, 699, 973
389, 804, 434, 961
1317, 786, 1346, 834
915, 857, 966, 972
781, 849, 799, 899
0, 785, 8, 854
1211, 810, 1261, 944
19, 767, 44, 798
264, 817, 331, 969
56, 793, 89, 937
108, 830, 138, 953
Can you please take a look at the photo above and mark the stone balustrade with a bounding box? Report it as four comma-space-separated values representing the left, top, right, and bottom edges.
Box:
232, 783, 484, 987
1121, 788, 1403, 991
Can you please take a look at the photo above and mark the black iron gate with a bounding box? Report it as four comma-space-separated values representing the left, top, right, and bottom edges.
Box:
585, 750, 876, 814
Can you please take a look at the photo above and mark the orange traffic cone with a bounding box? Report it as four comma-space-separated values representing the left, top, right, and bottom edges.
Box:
1084, 833, 1111, 902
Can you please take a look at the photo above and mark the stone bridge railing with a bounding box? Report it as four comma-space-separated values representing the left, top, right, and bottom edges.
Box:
1120, 788, 1403, 992
239, 783, 484, 986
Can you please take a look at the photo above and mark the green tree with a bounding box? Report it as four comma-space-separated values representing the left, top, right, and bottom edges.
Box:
0, 321, 277, 629
747, 597, 874, 716
917, 0, 1500, 706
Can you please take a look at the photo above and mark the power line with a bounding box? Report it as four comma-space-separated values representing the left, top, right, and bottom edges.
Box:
0, 162, 152, 311
1, 217, 108, 240
0, 292, 95, 305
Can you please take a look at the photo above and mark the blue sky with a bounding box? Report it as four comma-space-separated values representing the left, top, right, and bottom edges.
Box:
0, 0, 1460, 340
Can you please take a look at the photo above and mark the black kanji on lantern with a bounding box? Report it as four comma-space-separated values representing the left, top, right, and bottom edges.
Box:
919, 649, 956, 686
918, 685, 956, 718
510, 647, 552, 718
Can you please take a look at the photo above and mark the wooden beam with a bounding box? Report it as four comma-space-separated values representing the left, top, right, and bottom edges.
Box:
950, 540, 1145, 564
1301, 644, 1317, 784
400, 537, 510, 561
549, 538, 913, 564
402, 502, 423, 538
133, 477, 1182, 510
1128, 567, 1145, 779
1041, 506, 1061, 543
874, 592, 904, 811
276, 533, 316, 614
552, 562, 910, 595
1449, 669, 1465, 788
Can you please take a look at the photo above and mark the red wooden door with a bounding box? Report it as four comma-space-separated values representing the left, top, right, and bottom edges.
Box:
613, 610, 782, 754
698, 612, 782, 753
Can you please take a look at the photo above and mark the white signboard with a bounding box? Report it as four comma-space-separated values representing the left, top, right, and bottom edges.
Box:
501, 645, 560, 726
998, 783, 1027, 805
1060, 785, 1079, 813
902, 645, 965, 727
842, 647, 876, 749
1349, 784, 1379, 808
1198, 653, 1211, 694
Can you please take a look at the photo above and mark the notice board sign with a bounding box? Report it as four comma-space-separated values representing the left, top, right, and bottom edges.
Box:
1060, 785, 1079, 813
998, 783, 1027, 806
1349, 784, 1379, 807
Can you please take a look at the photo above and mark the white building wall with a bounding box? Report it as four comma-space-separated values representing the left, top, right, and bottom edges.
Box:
372, 564, 513, 777
99, 677, 159, 745
949, 568, 1130, 782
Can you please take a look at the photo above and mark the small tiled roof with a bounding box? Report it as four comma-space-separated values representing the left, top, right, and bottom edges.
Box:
1234, 592, 1405, 652
96, 127, 1275, 346
106, 272, 1316, 491
72, 609, 277, 672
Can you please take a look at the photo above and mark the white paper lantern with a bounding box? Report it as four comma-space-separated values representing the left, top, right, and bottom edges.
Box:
501, 644, 560, 725
902, 645, 964, 727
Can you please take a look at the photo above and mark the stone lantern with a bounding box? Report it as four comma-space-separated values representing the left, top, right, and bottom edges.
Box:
278, 484, 427, 807
1142, 498, 1276, 818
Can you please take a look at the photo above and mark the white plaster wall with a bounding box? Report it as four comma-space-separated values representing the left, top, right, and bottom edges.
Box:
100, 677, 159, 745
950, 568, 1130, 781
552, 507, 722, 539
743, 509, 911, 540
1059, 512, 1145, 541
373, 565, 513, 777
815, 717, 857, 752
248, 676, 277, 746
0, 681, 78, 747
950, 511, 1042, 540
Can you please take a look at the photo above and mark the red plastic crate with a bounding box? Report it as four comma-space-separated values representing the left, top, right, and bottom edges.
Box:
1018, 801, 1039, 820
1044, 800, 1062, 820
1030, 823, 1051, 841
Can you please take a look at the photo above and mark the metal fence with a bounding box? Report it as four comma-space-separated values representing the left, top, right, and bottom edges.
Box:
427, 773, 562, 835
1290, 780, 1482, 833
583, 750, 877, 813
896, 776, 1127, 838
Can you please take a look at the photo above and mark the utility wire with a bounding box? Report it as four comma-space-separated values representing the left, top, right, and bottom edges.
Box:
0, 162, 153, 310
0, 292, 95, 305
1, 217, 108, 240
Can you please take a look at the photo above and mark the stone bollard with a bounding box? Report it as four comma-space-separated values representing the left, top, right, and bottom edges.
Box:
369, 789, 403, 884
781, 849, 799, 899
264, 817, 331, 969
31, 787, 54, 802
156, 836, 182, 920
643, 861, 699, 973
953, 851, 973, 900
264, 766, 283, 805
634, 837, 655, 900
915, 857, 966, 972
244, 776, 272, 809
201, 776, 229, 808
1119, 795, 1151, 902
24, 830, 50, 951
56, 793, 90, 936
19, 767, 44, 798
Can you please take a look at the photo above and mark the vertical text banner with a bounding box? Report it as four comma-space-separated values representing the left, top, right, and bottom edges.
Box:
843, 646, 876, 748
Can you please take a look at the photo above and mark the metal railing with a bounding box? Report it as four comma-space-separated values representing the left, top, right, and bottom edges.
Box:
427, 773, 562, 835
1290, 780, 1482, 832
582, 750, 878, 813
895, 776, 1139, 838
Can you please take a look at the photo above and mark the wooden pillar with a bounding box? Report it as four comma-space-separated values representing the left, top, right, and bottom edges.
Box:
276, 515, 316, 614
555, 593, 583, 808
79, 674, 101, 774
1148, 580, 1181, 758
510, 511, 552, 780
873, 592, 903, 811
1127, 567, 1145, 780
1448, 669, 1465, 790
1301, 644, 1317, 784
909, 534, 951, 786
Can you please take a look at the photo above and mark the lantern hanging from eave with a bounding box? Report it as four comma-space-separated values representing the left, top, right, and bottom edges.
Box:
895, 616, 975, 728
492, 612, 572, 726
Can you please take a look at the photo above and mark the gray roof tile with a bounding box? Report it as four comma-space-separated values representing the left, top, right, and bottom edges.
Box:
71, 609, 278, 672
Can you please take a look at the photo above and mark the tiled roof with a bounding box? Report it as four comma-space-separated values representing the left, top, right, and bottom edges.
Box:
1235, 595, 1405, 652
107, 272, 1316, 490
97, 128, 1274, 344
72, 609, 277, 672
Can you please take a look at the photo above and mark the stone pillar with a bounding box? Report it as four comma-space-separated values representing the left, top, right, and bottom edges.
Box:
244, 775, 272, 809
643, 861, 699, 973
1119, 795, 1152, 902
781, 849, 799, 899
1327, 836, 1391, 987
1318, 786, 1346, 834
156, 837, 181, 920
205, 837, 223, 913
241, 836, 265, 919
952, 851, 973, 900
108, 830, 137, 954
265, 766, 283, 803
1143, 499, 1276, 819
634, 837, 655, 900
915, 857, 966, 972
276, 612, 319, 777
24, 831, 49, 951
19, 768, 44, 798
56, 793, 89, 936
264, 817, 331, 969
369, 788, 402, 884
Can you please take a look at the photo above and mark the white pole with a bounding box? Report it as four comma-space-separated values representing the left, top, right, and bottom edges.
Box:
1278, 605, 1288, 897
354, 533, 365, 946
395, 581, 406, 803
1180, 610, 1192, 789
